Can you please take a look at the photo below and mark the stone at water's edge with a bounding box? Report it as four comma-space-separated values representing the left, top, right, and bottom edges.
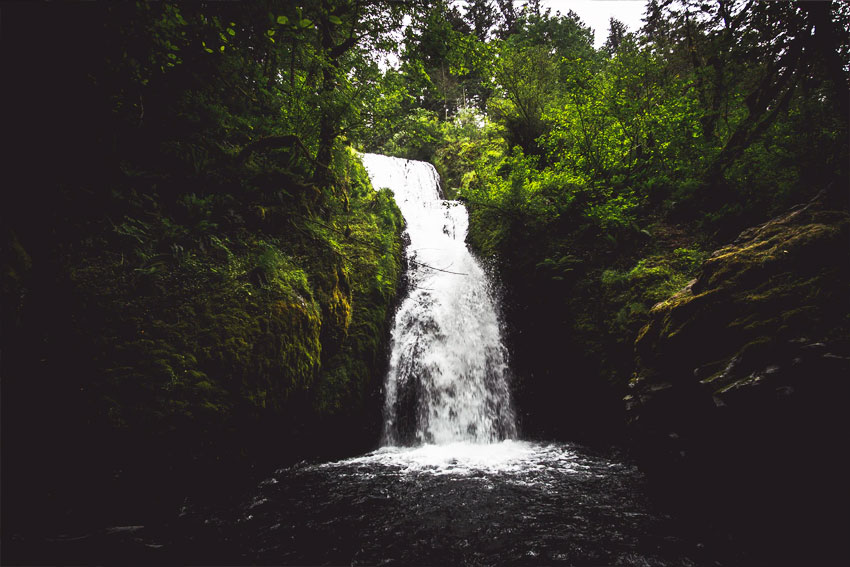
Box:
626, 190, 850, 563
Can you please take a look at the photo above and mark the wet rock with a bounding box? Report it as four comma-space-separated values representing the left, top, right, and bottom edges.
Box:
630, 191, 849, 427
626, 192, 850, 561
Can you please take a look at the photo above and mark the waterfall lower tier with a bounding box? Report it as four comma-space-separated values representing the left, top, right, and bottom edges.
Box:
362, 153, 516, 445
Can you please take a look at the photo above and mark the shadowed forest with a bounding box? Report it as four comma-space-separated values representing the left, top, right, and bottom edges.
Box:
1, 1, 848, 565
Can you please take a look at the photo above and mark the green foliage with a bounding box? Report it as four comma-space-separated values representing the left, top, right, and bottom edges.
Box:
488, 44, 558, 155
57, 143, 404, 440
672, 247, 705, 273
394, 2, 849, 410
396, 2, 494, 120
2, 1, 419, 492
3, 0, 848, 502
603, 253, 694, 307
434, 108, 506, 199
315, 183, 404, 414
488, 9, 597, 155
253, 242, 312, 297
380, 108, 445, 162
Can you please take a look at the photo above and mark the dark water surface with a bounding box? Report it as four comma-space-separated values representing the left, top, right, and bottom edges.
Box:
6, 441, 740, 565
28, 440, 727, 566
230, 441, 713, 566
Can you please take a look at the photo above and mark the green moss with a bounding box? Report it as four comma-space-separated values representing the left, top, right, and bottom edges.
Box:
52, 147, 404, 442
312, 173, 405, 415
600, 249, 706, 351
632, 198, 850, 407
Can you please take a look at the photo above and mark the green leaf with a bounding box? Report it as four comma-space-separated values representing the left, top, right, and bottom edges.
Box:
204, 47, 214, 54
227, 28, 235, 36
328, 15, 342, 25
276, 15, 288, 25
220, 45, 225, 53
300, 18, 313, 28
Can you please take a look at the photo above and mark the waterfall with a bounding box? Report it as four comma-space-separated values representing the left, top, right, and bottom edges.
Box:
362, 153, 517, 445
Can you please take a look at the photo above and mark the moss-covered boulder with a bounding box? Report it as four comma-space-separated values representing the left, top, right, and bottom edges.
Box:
626, 190, 850, 562
629, 191, 850, 427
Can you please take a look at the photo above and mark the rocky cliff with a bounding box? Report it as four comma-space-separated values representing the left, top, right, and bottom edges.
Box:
626, 189, 850, 563
1, 149, 405, 535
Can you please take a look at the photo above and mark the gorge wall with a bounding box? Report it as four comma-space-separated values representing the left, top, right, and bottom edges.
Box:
626, 189, 850, 562
2, 149, 406, 534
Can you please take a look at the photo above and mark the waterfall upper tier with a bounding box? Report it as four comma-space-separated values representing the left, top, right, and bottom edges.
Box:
362, 153, 516, 445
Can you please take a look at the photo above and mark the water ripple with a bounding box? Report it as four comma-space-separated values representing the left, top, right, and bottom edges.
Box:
235, 442, 711, 566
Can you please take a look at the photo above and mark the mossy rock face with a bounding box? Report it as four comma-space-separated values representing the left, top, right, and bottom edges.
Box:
68, 239, 327, 434
626, 191, 850, 550
1, 147, 405, 505
632, 192, 850, 409
73, 192, 403, 444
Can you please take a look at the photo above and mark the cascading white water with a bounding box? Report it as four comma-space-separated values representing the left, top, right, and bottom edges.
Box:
362, 153, 517, 445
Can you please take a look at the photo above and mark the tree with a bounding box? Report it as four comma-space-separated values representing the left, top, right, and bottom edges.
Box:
490, 43, 557, 155
488, 8, 595, 155
465, 0, 499, 41
495, 0, 519, 38
399, 1, 493, 119
308, 0, 409, 187
603, 17, 628, 57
